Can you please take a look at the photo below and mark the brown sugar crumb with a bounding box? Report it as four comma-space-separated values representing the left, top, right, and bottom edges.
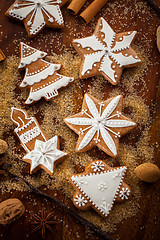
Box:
0, 56, 20, 136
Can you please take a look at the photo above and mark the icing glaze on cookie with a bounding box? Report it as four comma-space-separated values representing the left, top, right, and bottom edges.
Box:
64, 93, 136, 157
72, 17, 141, 85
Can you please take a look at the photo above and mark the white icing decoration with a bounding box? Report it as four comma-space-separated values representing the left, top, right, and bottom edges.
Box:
81, 51, 104, 76
100, 17, 116, 48
74, 194, 88, 207
66, 118, 93, 126
91, 160, 105, 172
105, 120, 136, 128
98, 182, 107, 191
85, 93, 99, 118
110, 52, 141, 67
111, 31, 137, 52
74, 18, 141, 82
74, 34, 104, 51
101, 95, 121, 119
119, 187, 130, 200
78, 127, 97, 151
8, 0, 64, 36
71, 165, 127, 216
24, 136, 67, 173
99, 125, 117, 156
25, 74, 74, 104
30, 5, 45, 35
9, 5, 35, 20
18, 42, 47, 69
20, 61, 61, 87
19, 126, 41, 144
99, 55, 116, 82
11, 107, 30, 128
65, 94, 135, 155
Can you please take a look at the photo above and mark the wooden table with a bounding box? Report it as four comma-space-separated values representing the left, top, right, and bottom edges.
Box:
0, 0, 160, 239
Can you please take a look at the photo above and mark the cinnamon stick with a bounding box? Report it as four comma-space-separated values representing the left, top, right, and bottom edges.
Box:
68, 0, 87, 15
80, 0, 109, 24
0, 49, 6, 62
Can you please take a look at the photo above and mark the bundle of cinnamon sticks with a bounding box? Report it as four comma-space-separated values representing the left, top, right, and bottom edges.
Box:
68, 0, 109, 23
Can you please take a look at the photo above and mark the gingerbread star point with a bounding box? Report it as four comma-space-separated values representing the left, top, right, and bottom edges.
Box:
64, 93, 136, 157
5, 0, 64, 38
69, 160, 131, 217
72, 17, 141, 85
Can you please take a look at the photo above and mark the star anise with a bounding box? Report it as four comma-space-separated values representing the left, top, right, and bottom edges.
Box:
32, 208, 58, 239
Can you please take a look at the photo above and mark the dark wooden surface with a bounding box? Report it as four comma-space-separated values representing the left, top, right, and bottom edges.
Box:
0, 0, 160, 240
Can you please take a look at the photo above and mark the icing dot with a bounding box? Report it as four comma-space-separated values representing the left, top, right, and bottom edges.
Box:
14, 4, 18, 8
49, 18, 54, 23
119, 37, 123, 40
112, 65, 115, 69
27, 21, 32, 26
125, 54, 128, 56
87, 48, 90, 50
115, 75, 118, 78
128, 32, 131, 34
87, 70, 90, 74
135, 56, 138, 59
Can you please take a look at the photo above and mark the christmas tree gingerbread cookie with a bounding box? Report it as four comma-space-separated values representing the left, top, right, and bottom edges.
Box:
64, 93, 136, 157
70, 160, 131, 217
18, 42, 74, 105
5, 0, 64, 38
11, 107, 68, 175
72, 17, 141, 85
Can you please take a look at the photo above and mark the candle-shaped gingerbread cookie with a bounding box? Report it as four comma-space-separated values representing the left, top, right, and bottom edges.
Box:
11, 107, 47, 153
11, 107, 68, 175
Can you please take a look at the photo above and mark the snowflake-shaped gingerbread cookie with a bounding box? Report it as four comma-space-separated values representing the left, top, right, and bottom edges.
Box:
70, 160, 131, 217
64, 93, 136, 157
5, 0, 64, 37
72, 17, 141, 85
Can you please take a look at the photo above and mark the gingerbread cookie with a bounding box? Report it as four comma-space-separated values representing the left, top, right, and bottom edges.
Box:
5, 0, 64, 38
72, 17, 141, 85
11, 107, 68, 175
64, 93, 136, 157
18, 42, 74, 105
70, 160, 131, 217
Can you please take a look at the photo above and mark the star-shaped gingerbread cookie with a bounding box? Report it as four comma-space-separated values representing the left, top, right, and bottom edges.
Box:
24, 136, 68, 174
5, 0, 64, 38
64, 93, 136, 157
72, 17, 141, 85
70, 160, 131, 217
